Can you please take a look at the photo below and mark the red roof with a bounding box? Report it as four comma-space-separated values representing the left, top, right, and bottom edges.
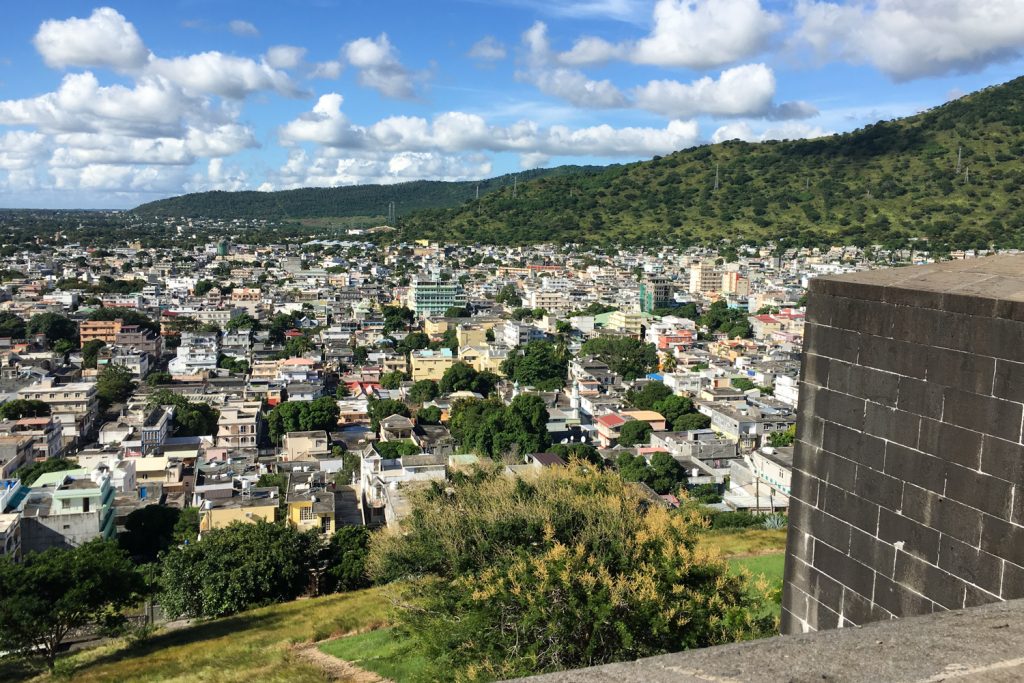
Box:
597, 413, 626, 428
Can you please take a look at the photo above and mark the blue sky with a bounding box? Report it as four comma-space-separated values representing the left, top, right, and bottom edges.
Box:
1, 0, 1023, 208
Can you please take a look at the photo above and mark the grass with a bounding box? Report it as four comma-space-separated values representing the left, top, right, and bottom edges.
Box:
320, 628, 437, 683
1, 586, 392, 683
698, 528, 788, 557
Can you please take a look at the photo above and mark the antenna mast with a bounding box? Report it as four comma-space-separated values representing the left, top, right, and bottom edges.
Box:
955, 146, 962, 174
513, 175, 518, 199
713, 163, 720, 191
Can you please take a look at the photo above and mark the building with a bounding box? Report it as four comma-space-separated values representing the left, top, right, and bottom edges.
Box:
407, 279, 467, 317
499, 320, 546, 348
197, 483, 279, 532
20, 469, 116, 552
97, 346, 150, 379
0, 435, 36, 477
114, 324, 163, 358
721, 271, 750, 297
0, 512, 21, 562
282, 430, 330, 460
17, 380, 98, 449
607, 310, 645, 337
286, 470, 335, 535
168, 332, 219, 375
640, 276, 673, 313
0, 417, 62, 461
216, 401, 262, 451
410, 348, 456, 381
79, 319, 123, 345
688, 261, 722, 295
140, 406, 173, 455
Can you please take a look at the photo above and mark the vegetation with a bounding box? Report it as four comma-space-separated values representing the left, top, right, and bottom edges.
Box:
448, 395, 550, 458
616, 451, 687, 494
367, 397, 411, 431
701, 300, 752, 339
438, 362, 500, 395
320, 628, 435, 683
580, 337, 658, 380
81, 339, 106, 369
266, 397, 340, 444
407, 379, 439, 403
617, 419, 653, 447
367, 464, 775, 680
0, 398, 51, 420
379, 370, 407, 389
147, 390, 220, 437
27, 313, 77, 346
769, 425, 797, 447
0, 312, 26, 340
500, 340, 568, 390
95, 365, 136, 409
13, 458, 76, 486
0, 541, 145, 669
118, 505, 197, 564
626, 381, 673, 409
87, 308, 160, 335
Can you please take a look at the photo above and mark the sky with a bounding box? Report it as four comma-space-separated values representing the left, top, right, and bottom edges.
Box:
1, 1, 1024, 209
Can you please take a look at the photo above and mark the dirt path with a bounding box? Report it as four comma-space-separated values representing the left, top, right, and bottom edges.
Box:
292, 642, 394, 683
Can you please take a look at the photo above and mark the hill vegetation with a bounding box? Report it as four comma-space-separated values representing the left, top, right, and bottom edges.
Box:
400, 76, 1024, 250
132, 166, 604, 220
126, 75, 1024, 250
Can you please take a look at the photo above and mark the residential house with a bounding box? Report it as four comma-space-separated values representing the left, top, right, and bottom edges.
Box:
282, 430, 330, 461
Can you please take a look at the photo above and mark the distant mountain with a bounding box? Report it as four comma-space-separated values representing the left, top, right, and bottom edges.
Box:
131, 166, 607, 220
398, 75, 1024, 250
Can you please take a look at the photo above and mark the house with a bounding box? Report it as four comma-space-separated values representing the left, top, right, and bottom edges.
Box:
594, 411, 666, 448
282, 430, 330, 460
20, 468, 116, 552
18, 380, 99, 449
0, 417, 62, 461
410, 348, 456, 381
0, 511, 21, 562
360, 448, 446, 527
380, 414, 414, 442
216, 401, 262, 451
197, 483, 279, 532
168, 332, 219, 376
285, 470, 335, 535
0, 435, 33, 478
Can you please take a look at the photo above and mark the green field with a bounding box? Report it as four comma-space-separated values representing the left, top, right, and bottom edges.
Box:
320, 628, 437, 683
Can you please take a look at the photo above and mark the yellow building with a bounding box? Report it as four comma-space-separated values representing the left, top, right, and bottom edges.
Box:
198, 487, 278, 531
607, 310, 644, 337
410, 348, 457, 381
456, 324, 489, 348
285, 471, 335, 534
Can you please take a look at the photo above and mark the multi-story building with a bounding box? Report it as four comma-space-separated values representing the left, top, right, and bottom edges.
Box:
0, 435, 33, 479
114, 324, 163, 358
499, 320, 546, 348
640, 276, 674, 313
197, 483, 279, 532
282, 430, 330, 460
215, 401, 263, 451
20, 468, 116, 552
407, 279, 467, 317
18, 380, 99, 449
688, 261, 722, 295
79, 319, 123, 345
0, 417, 62, 461
97, 347, 150, 379
0, 511, 21, 562
286, 470, 335, 535
607, 310, 645, 337
410, 348, 456, 381
140, 406, 173, 455
721, 271, 750, 297
168, 332, 219, 375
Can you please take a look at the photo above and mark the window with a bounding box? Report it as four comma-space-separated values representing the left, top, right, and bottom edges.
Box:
82, 497, 90, 513
300, 506, 315, 521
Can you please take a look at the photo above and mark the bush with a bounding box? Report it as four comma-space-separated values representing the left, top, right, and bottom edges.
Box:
368, 464, 775, 680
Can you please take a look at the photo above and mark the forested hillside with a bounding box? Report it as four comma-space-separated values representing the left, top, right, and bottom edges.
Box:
132, 166, 605, 220
400, 76, 1024, 250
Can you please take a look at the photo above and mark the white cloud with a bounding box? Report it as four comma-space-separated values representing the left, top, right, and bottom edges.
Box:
264, 148, 493, 190
33, 7, 149, 71
520, 152, 551, 169
468, 36, 507, 61
265, 45, 307, 70
632, 64, 776, 117
280, 92, 700, 158
795, 0, 1024, 81
344, 34, 416, 99
711, 121, 831, 143
310, 61, 343, 79
228, 20, 260, 37
558, 36, 624, 66
192, 158, 249, 191
530, 68, 627, 108
148, 52, 305, 99
0, 131, 49, 171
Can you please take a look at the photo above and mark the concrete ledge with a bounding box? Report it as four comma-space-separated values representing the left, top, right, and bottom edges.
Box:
514, 598, 1024, 682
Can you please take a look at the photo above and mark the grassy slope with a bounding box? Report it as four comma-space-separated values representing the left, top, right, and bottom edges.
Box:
400, 76, 1024, 246
3, 587, 391, 683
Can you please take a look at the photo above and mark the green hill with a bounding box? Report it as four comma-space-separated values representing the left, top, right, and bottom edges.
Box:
131, 166, 606, 220
399, 76, 1024, 250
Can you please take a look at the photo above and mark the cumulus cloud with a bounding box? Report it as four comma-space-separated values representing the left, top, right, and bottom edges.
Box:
530, 68, 627, 108
795, 0, 1024, 81
33, 7, 149, 70
711, 121, 831, 143
265, 45, 307, 70
310, 61, 343, 79
468, 36, 507, 61
280, 92, 700, 157
148, 52, 305, 99
344, 34, 417, 99
228, 20, 260, 37
546, 0, 780, 69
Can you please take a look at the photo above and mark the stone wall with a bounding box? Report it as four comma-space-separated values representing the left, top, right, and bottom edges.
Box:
782, 256, 1024, 634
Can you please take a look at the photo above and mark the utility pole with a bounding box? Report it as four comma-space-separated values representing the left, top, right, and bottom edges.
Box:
475, 184, 479, 200
964, 166, 970, 184
512, 175, 518, 199
956, 146, 962, 174
713, 163, 719, 191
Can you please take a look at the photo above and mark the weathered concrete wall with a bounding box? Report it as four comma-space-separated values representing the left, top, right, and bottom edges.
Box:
782, 256, 1024, 634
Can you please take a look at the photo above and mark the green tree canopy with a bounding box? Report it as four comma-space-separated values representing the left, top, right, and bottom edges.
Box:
266, 397, 340, 444
118, 505, 183, 564
379, 370, 407, 389
499, 340, 567, 390
416, 405, 442, 425
580, 337, 658, 380
95, 364, 135, 409
148, 390, 220, 437
27, 312, 77, 346
675, 412, 712, 431
449, 395, 550, 458
0, 399, 51, 420
0, 541, 146, 669
158, 521, 320, 619
366, 398, 411, 432
14, 457, 75, 486
408, 379, 439, 403
366, 463, 773, 679
81, 339, 106, 369
626, 381, 673, 409
0, 312, 26, 340
323, 526, 372, 593
617, 420, 652, 447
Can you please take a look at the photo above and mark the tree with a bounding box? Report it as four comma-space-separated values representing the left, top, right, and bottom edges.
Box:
653, 394, 694, 431
95, 364, 135, 409
81, 339, 106, 369
675, 413, 711, 431
580, 337, 658, 380
617, 420, 652, 447
731, 378, 757, 392
27, 312, 77, 346
396, 331, 429, 355
379, 370, 407, 389
193, 279, 216, 296
500, 341, 567, 390
769, 424, 797, 448
158, 521, 320, 619
648, 451, 687, 494
148, 390, 220, 437
549, 442, 603, 467
416, 405, 442, 424
408, 379, 439, 403
0, 312, 26, 340
444, 306, 469, 318
225, 313, 260, 332
626, 381, 673, 409
88, 308, 159, 335
382, 305, 415, 334
439, 362, 475, 394
0, 541, 146, 669
118, 505, 183, 564
495, 284, 522, 307
448, 395, 550, 458
366, 398, 410, 432
366, 464, 774, 680
323, 526, 372, 593
14, 458, 75, 486
266, 397, 340, 444
0, 399, 51, 420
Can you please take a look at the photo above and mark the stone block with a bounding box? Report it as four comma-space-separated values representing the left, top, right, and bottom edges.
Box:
854, 465, 904, 509
816, 388, 867, 431
941, 386, 1023, 448
820, 482, 879, 535
937, 535, 1002, 596
822, 421, 885, 470
992, 359, 1024, 404
858, 334, 929, 379
894, 551, 965, 611
873, 572, 934, 618
925, 347, 995, 395
902, 483, 982, 547
917, 419, 983, 470
813, 538, 875, 599
979, 435, 1024, 484
883, 443, 948, 495
877, 507, 940, 564
980, 515, 1024, 568
896, 376, 945, 421
850, 527, 896, 577
1001, 561, 1024, 600
944, 464, 1013, 519
828, 361, 899, 407
864, 402, 920, 448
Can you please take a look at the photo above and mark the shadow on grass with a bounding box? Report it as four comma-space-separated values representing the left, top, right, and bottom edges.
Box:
0, 656, 39, 683
59, 610, 287, 678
